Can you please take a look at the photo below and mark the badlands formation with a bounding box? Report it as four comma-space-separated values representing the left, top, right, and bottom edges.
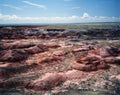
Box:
0, 25, 120, 95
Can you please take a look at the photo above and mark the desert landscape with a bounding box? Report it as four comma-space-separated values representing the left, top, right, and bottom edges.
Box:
0, 23, 120, 95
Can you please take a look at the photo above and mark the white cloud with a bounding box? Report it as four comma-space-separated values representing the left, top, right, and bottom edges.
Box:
0, 13, 120, 23
0, 13, 18, 20
0, 13, 77, 22
3, 4, 22, 10
82, 12, 90, 18
22, 1, 47, 10
72, 7, 80, 9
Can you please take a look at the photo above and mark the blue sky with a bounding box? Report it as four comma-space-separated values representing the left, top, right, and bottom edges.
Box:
0, 0, 120, 23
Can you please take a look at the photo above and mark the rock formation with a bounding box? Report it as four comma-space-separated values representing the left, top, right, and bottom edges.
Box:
0, 25, 120, 94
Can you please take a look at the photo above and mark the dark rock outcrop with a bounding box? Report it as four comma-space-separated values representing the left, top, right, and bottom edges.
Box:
0, 49, 27, 62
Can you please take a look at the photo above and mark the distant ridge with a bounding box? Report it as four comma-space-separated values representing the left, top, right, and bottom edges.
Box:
0, 22, 120, 27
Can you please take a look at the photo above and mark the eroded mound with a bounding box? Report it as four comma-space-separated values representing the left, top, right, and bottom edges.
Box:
0, 39, 120, 95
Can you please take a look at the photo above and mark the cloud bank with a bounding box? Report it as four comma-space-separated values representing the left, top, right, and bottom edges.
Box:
0, 13, 120, 23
